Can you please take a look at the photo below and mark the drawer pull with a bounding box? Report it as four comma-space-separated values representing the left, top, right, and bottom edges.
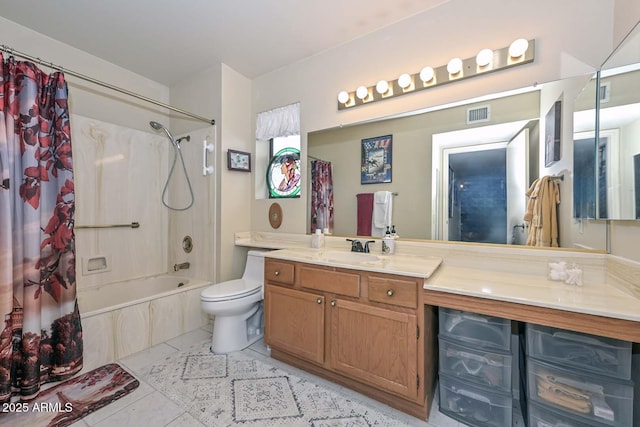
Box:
387, 289, 394, 297
274, 270, 280, 276
330, 300, 336, 307
316, 298, 322, 304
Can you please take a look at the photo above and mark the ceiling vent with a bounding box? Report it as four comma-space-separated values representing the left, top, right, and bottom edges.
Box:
599, 81, 611, 104
467, 105, 491, 124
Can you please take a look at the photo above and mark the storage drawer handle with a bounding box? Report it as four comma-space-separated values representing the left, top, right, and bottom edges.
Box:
387, 289, 394, 297
330, 300, 336, 307
274, 270, 280, 276
316, 298, 322, 304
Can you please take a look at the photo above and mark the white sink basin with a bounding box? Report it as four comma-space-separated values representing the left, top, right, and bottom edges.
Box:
321, 250, 380, 263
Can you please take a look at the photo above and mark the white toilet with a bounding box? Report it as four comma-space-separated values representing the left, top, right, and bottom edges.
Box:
200, 249, 269, 353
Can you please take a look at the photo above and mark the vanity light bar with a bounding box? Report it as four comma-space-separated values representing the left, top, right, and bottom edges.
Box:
337, 39, 535, 110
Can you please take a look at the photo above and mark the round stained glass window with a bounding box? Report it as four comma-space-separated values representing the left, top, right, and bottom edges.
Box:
267, 147, 301, 198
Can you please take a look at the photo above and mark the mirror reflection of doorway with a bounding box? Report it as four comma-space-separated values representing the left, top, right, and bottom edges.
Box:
447, 148, 507, 244
432, 121, 533, 244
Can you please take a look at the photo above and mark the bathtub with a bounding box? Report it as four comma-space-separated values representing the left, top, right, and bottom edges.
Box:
78, 275, 212, 371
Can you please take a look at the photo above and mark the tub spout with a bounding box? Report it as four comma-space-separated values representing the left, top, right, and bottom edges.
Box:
174, 262, 190, 271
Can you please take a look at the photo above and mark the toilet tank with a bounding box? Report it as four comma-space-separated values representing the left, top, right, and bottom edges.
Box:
242, 249, 270, 283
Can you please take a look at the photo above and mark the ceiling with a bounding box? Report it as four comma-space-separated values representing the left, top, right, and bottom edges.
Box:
0, 0, 449, 85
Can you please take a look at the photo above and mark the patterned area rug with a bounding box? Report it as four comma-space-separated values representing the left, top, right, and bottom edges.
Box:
139, 340, 414, 426
0, 363, 139, 427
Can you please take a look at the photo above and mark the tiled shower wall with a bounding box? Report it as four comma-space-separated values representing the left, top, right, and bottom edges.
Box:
72, 114, 217, 290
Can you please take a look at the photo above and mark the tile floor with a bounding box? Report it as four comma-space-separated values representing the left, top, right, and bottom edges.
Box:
63, 323, 470, 427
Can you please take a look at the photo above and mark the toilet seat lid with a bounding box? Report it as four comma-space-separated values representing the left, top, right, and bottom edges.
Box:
201, 279, 262, 301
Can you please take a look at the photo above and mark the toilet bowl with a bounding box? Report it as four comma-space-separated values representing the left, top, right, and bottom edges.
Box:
200, 249, 269, 353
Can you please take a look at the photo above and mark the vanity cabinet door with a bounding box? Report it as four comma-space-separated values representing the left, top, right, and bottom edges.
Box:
264, 284, 325, 365
329, 298, 418, 400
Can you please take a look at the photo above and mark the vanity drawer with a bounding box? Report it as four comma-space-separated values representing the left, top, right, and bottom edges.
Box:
265, 260, 295, 285
368, 275, 418, 308
300, 265, 360, 298
439, 336, 512, 392
526, 323, 632, 380
526, 358, 634, 426
439, 373, 513, 427
439, 307, 512, 351
529, 401, 609, 427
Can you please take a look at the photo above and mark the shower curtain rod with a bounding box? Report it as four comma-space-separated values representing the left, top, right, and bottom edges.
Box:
1, 44, 215, 125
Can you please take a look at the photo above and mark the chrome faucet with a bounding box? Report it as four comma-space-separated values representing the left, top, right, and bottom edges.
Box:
173, 262, 190, 271
346, 239, 375, 253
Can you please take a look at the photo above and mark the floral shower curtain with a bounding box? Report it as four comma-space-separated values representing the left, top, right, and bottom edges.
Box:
0, 53, 82, 402
309, 160, 334, 233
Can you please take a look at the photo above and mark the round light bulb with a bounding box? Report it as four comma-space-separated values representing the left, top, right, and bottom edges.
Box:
337, 91, 350, 104
447, 57, 463, 74
476, 48, 493, 67
375, 80, 389, 94
356, 85, 368, 100
398, 73, 412, 89
419, 66, 434, 83
509, 38, 529, 58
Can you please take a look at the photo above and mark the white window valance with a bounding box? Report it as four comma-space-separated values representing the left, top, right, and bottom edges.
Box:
255, 102, 300, 141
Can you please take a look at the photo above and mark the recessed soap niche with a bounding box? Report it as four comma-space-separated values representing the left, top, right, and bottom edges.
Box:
82, 254, 112, 275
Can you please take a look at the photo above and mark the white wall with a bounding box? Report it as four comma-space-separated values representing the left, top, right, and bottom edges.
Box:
218, 65, 253, 282
0, 17, 170, 131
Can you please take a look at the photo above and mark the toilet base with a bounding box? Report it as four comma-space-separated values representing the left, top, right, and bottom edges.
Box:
209, 302, 263, 353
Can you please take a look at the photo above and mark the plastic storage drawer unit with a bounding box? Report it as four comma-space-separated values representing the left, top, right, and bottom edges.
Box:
526, 323, 632, 380
526, 358, 634, 427
439, 336, 513, 392
439, 373, 513, 427
528, 401, 612, 427
439, 307, 512, 351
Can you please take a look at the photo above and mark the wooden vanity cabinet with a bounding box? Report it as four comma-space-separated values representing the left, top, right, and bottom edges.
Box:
329, 298, 418, 399
264, 258, 436, 420
264, 285, 325, 364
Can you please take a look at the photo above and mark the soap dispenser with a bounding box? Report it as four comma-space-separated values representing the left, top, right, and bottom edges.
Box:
311, 229, 325, 248
382, 226, 395, 255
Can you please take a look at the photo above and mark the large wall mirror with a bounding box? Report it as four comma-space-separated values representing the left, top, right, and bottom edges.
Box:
574, 21, 640, 221
307, 24, 640, 252
308, 75, 601, 251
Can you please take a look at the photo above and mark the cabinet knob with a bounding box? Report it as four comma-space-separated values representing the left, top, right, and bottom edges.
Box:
330, 300, 336, 307
274, 270, 280, 276
316, 298, 322, 304
387, 289, 394, 297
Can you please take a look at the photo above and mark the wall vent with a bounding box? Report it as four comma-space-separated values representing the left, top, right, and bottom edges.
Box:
467, 105, 491, 124
599, 81, 611, 104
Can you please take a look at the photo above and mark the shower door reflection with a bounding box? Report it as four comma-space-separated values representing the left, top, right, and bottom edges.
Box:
447, 148, 507, 244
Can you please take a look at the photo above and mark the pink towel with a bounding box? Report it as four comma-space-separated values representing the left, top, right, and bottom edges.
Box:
356, 193, 374, 236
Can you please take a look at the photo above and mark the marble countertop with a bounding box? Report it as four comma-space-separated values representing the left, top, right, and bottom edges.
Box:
425, 267, 640, 323
238, 231, 639, 324
264, 247, 443, 279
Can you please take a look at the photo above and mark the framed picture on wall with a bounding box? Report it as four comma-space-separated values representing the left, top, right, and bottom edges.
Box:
227, 149, 251, 172
361, 134, 392, 184
545, 99, 562, 167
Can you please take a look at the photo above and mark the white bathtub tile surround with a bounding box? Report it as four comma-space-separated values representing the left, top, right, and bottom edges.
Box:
71, 115, 217, 375
167, 126, 217, 282
79, 276, 211, 371
72, 114, 170, 288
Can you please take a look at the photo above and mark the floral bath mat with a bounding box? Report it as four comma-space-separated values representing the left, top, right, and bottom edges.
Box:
0, 363, 139, 427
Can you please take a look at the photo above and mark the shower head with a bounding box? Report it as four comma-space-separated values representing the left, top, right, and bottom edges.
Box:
149, 121, 176, 145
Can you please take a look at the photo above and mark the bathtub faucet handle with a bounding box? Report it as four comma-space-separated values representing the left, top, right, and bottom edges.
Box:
174, 262, 190, 271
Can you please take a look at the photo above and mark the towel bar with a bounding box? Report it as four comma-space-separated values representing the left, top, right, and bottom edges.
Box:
75, 222, 140, 229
